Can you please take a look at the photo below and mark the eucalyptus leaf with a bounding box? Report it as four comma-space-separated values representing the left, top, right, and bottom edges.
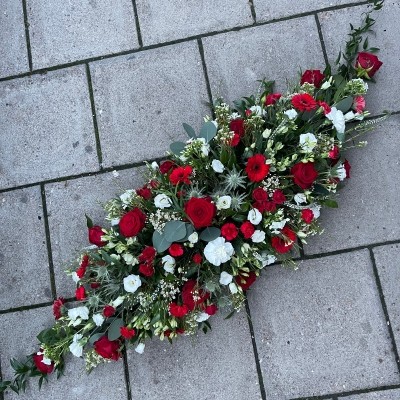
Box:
108, 318, 124, 341
164, 220, 187, 242
334, 96, 353, 113
176, 224, 195, 242
336, 130, 345, 142
199, 227, 221, 242
170, 141, 186, 155
152, 231, 172, 253
198, 121, 217, 143
183, 123, 196, 139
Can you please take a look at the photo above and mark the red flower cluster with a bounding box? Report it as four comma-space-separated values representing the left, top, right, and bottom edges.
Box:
221, 222, 239, 241
265, 93, 282, 106
181, 280, 210, 311
169, 302, 189, 318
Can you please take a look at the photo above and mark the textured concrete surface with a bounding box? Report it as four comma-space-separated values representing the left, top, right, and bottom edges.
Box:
247, 251, 399, 399
342, 389, 400, 399
27, 0, 139, 69
0, 0, 29, 78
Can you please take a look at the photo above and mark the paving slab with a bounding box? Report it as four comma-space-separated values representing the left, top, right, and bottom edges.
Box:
253, 0, 365, 22
318, 2, 400, 115
0, 66, 98, 190
0, 307, 127, 400
342, 389, 400, 399
135, 0, 253, 46
202, 16, 325, 104
0, 0, 29, 78
0, 187, 52, 310
89, 42, 209, 168
45, 168, 146, 298
373, 244, 400, 347
305, 114, 400, 255
26, 0, 138, 70
247, 250, 399, 399
126, 312, 261, 400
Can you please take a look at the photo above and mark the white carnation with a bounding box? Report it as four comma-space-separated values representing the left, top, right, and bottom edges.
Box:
92, 314, 104, 327
326, 107, 345, 134
196, 312, 210, 323
211, 159, 225, 173
154, 194, 172, 209
229, 282, 238, 294
299, 133, 317, 152
135, 343, 145, 354
269, 220, 287, 234
204, 237, 234, 267
294, 193, 307, 205
216, 195, 232, 210
219, 271, 233, 285
69, 334, 83, 357
68, 306, 89, 322
71, 271, 80, 283
251, 230, 266, 243
123, 274, 142, 293
248, 208, 262, 225
162, 255, 176, 273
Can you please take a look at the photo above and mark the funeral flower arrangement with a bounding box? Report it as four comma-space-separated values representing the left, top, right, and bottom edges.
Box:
1, 1, 386, 394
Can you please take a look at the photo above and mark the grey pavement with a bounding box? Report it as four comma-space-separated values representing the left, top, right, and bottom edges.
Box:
1, 1, 400, 399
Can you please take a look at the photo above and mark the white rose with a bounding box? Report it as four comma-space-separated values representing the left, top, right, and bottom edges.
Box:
123, 274, 142, 293
284, 109, 298, 120
219, 271, 233, 285
216, 196, 232, 210
92, 314, 104, 327
248, 208, 262, 225
204, 237, 234, 267
154, 194, 172, 209
161, 255, 176, 273
251, 230, 266, 243
135, 343, 145, 354
299, 133, 317, 152
211, 160, 225, 173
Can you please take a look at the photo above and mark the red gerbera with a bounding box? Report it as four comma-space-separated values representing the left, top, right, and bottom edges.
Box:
245, 154, 270, 182
169, 166, 193, 185
291, 93, 318, 112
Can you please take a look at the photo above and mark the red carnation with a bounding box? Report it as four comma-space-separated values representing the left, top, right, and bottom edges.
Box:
139, 262, 154, 277
136, 186, 152, 200
192, 253, 203, 264
221, 223, 239, 241
52, 297, 65, 320
235, 272, 257, 291
76, 254, 90, 278
75, 286, 86, 301
169, 166, 193, 185
138, 246, 157, 263
185, 197, 216, 229
271, 226, 297, 254
328, 145, 340, 160
252, 187, 268, 202
94, 336, 121, 361
205, 304, 218, 315
169, 303, 189, 318
88, 225, 107, 247
301, 209, 314, 224
291, 93, 318, 112
246, 154, 270, 182
119, 208, 146, 237
33, 352, 54, 374
160, 160, 176, 174
300, 69, 325, 88
229, 118, 245, 136
120, 326, 136, 340
272, 189, 286, 205
103, 305, 115, 318
265, 93, 282, 106
230, 132, 241, 147
182, 280, 210, 311
356, 52, 383, 78
240, 221, 255, 239
169, 243, 184, 257
291, 162, 319, 189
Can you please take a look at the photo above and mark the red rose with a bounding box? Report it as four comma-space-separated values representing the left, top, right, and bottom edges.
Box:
291, 162, 319, 189
356, 52, 383, 78
160, 160, 176, 174
103, 305, 115, 318
169, 166, 193, 185
318, 101, 331, 115
230, 132, 241, 147
169, 302, 189, 318
136, 186, 152, 200
301, 209, 314, 224
119, 208, 146, 237
344, 159, 351, 178
246, 154, 270, 182
240, 221, 255, 239
192, 253, 203, 264
139, 262, 154, 277
52, 297, 65, 320
272, 189, 286, 204
291, 93, 318, 112
328, 145, 340, 160
205, 304, 218, 315
182, 280, 210, 311
265, 93, 282, 106
235, 272, 257, 291
271, 226, 297, 254
185, 197, 216, 229
75, 286, 86, 301
94, 336, 121, 361
120, 326, 136, 339
138, 246, 157, 263
229, 119, 245, 136
88, 225, 106, 247
221, 223, 239, 241
252, 187, 268, 202
33, 351, 54, 374
169, 243, 184, 257
300, 70, 325, 88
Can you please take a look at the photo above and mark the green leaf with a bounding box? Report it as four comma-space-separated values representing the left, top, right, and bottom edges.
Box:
152, 231, 172, 253
334, 96, 353, 113
321, 199, 339, 208
182, 123, 196, 139
164, 220, 187, 242
89, 333, 104, 345
313, 184, 331, 195
85, 214, 93, 229
336, 130, 345, 142
150, 314, 161, 325
198, 121, 217, 143
170, 141, 186, 155
199, 227, 221, 242
108, 318, 124, 341
224, 310, 236, 320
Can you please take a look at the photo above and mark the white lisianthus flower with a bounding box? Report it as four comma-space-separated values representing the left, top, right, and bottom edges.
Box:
196, 312, 210, 323
161, 255, 176, 273
299, 133, 317, 152
248, 208, 262, 225
71, 271, 80, 283
154, 194, 172, 209
257, 252, 277, 267
262, 128, 272, 139
229, 282, 238, 294
310, 204, 321, 219
294, 193, 307, 205
123, 274, 142, 293
92, 314, 104, 327
321, 81, 331, 90
69, 334, 83, 357
135, 343, 145, 354
151, 161, 159, 170
120, 189, 135, 205
68, 306, 89, 322
219, 271, 233, 285
326, 107, 345, 134
198, 137, 210, 156
112, 296, 125, 307
204, 237, 234, 267
284, 109, 298, 120
123, 253, 138, 266
344, 111, 356, 121
251, 230, 266, 243
336, 163, 347, 181
41, 356, 52, 365
269, 220, 287, 234
216, 195, 232, 210
188, 232, 199, 244
110, 218, 120, 226
211, 159, 225, 173
250, 105, 263, 115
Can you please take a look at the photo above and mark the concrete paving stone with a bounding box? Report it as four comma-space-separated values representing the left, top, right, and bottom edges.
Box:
202, 16, 325, 104
247, 250, 399, 399
373, 244, 400, 347
0, 0, 29, 78
126, 312, 261, 400
89, 42, 210, 167
0, 187, 52, 310
26, 0, 139, 70
342, 389, 400, 399
304, 114, 400, 255
0, 66, 98, 190
45, 168, 146, 298
135, 0, 253, 46
0, 307, 127, 400
253, 0, 365, 22
318, 2, 400, 115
